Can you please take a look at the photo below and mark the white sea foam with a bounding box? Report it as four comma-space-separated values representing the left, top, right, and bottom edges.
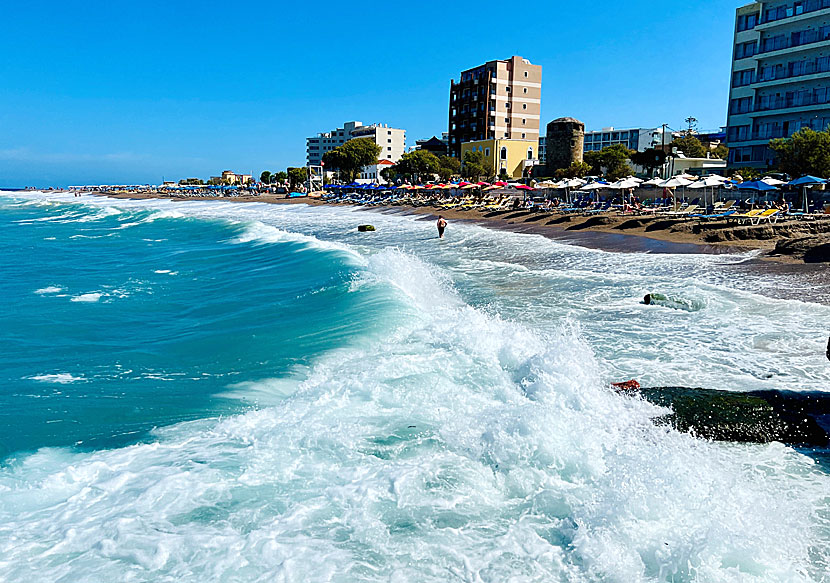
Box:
3, 188, 830, 581
70, 292, 102, 302
1, 246, 828, 581
27, 373, 84, 384
34, 286, 62, 294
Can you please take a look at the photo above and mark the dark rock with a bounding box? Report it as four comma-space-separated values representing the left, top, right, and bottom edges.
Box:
773, 234, 830, 262
566, 216, 616, 230
357, 225, 376, 232
632, 386, 830, 446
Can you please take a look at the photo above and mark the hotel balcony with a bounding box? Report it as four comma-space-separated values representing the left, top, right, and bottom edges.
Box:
756, 27, 830, 55
752, 91, 830, 113
757, 0, 830, 27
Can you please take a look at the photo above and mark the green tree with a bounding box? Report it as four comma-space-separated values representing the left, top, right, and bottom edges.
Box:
769, 126, 830, 178
630, 148, 668, 176
670, 135, 707, 158
554, 161, 591, 179
498, 168, 510, 182
287, 167, 308, 189
731, 167, 761, 181
437, 155, 461, 182
583, 150, 603, 175
584, 144, 634, 180
272, 171, 288, 183
380, 166, 397, 183
321, 138, 382, 181
260, 171, 272, 184
394, 150, 440, 182
711, 144, 729, 160
462, 151, 488, 181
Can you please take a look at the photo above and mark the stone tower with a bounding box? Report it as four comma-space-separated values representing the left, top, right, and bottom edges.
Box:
545, 117, 585, 175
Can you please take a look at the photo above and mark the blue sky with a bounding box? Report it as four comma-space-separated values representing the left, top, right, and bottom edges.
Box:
1, 0, 741, 187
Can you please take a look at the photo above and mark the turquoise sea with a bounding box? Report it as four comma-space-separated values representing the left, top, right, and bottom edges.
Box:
1, 191, 829, 582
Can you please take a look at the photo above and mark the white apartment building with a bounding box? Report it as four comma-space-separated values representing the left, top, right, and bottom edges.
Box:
726, 1, 830, 168
583, 127, 670, 152
306, 121, 406, 166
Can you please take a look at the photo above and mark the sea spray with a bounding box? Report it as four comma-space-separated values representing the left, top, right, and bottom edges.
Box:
1, 190, 829, 581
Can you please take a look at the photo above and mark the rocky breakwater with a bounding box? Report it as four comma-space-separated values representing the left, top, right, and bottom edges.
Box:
615, 383, 830, 447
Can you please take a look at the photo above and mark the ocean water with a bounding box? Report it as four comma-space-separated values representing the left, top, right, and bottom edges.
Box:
1, 191, 829, 582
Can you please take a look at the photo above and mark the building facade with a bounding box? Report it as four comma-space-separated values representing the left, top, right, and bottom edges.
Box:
414, 134, 449, 156
447, 56, 542, 158
727, 1, 830, 168
306, 121, 406, 166
582, 127, 669, 152
209, 170, 252, 185
460, 138, 538, 179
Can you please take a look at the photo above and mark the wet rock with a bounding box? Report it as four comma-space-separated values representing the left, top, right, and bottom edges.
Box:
630, 386, 830, 446
774, 234, 830, 263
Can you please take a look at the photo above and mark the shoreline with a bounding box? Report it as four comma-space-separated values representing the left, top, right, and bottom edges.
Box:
92, 190, 827, 263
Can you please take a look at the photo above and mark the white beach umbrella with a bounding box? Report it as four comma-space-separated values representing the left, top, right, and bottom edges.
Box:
660, 176, 693, 188
659, 176, 693, 210
642, 177, 664, 186
761, 177, 787, 186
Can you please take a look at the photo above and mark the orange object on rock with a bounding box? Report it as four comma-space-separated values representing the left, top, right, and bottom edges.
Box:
611, 379, 641, 392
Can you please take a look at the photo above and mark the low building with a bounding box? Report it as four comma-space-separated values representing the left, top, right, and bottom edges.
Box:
350, 124, 406, 162
209, 170, 252, 185
461, 138, 538, 179
665, 154, 728, 177
306, 121, 406, 166
414, 134, 448, 156
583, 126, 670, 152
357, 159, 396, 184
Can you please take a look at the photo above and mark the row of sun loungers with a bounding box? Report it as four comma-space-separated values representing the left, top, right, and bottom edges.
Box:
321, 190, 830, 222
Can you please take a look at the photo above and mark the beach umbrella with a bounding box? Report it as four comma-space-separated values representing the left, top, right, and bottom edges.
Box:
494, 181, 509, 187
761, 177, 787, 186
787, 175, 826, 212
515, 184, 534, 190
659, 177, 693, 210
738, 180, 778, 191
476, 181, 491, 186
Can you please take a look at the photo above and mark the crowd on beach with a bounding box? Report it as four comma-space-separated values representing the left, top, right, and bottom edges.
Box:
318, 175, 830, 225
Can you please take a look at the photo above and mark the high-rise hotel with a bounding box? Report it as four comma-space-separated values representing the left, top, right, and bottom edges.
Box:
447, 56, 542, 159
726, 1, 830, 168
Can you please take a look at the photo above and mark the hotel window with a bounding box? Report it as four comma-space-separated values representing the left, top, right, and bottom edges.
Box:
522, 104, 527, 110
500, 147, 507, 160
523, 88, 527, 94
505, 118, 510, 123
524, 71, 528, 78
387, 147, 392, 151
522, 119, 526, 125
527, 148, 533, 159
521, 133, 526, 139
505, 87, 511, 93
388, 139, 392, 143
485, 148, 490, 156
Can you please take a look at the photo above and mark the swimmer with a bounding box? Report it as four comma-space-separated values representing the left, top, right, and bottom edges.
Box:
436, 215, 447, 239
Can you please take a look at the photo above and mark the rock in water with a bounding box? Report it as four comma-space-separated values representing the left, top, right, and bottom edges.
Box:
357, 225, 376, 232
628, 386, 830, 446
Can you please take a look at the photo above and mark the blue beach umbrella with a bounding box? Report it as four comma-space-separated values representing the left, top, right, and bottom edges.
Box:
738, 180, 778, 191
787, 175, 826, 212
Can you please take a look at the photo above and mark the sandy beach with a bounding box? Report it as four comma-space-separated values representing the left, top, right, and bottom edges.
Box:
95, 190, 830, 265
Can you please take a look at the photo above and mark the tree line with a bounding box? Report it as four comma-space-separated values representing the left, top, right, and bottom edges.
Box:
550, 134, 728, 181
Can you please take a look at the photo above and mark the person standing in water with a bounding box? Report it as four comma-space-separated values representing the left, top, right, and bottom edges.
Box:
437, 215, 447, 239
